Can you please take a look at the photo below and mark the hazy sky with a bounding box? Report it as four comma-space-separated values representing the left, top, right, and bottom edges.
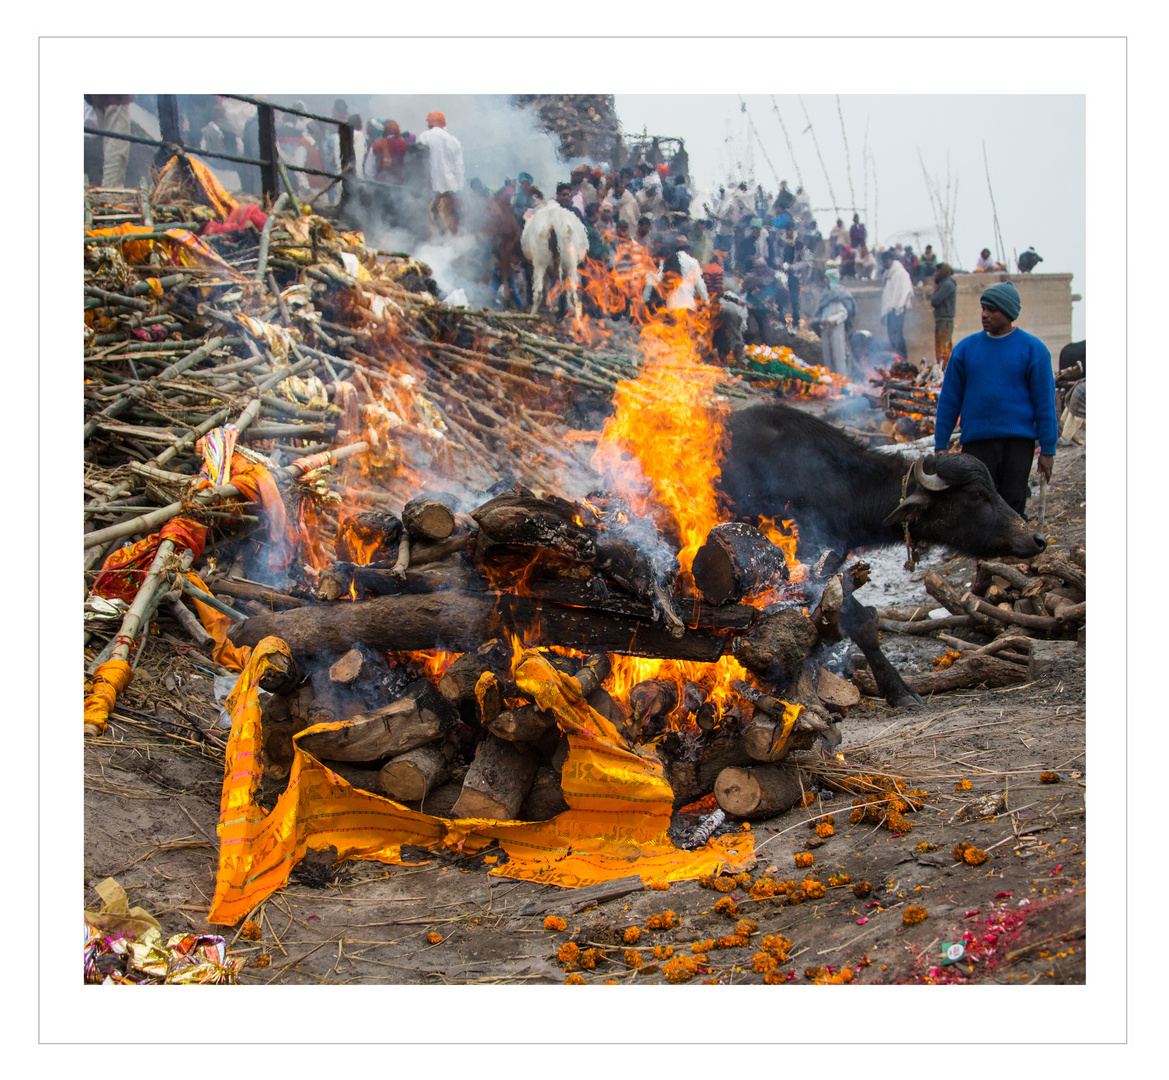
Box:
616, 94, 1086, 338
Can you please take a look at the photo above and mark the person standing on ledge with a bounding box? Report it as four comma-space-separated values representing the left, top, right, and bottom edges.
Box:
933, 280, 1057, 518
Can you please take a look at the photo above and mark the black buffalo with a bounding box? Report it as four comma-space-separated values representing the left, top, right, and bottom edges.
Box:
720, 403, 1047, 706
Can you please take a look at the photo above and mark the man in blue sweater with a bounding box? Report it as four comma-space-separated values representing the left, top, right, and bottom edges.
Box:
933, 280, 1057, 518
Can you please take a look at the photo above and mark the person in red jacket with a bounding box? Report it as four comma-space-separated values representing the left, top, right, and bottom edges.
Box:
369, 120, 410, 183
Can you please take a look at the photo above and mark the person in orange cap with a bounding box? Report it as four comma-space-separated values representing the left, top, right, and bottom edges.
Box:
416, 110, 465, 236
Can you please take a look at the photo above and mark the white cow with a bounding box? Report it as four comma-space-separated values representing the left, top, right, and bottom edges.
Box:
520, 201, 589, 318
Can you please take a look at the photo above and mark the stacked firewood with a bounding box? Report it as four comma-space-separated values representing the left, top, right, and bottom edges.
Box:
225, 484, 872, 821
856, 543, 1086, 696
865, 361, 941, 443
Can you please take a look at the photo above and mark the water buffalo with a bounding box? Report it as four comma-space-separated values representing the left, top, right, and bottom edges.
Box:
720, 403, 1047, 706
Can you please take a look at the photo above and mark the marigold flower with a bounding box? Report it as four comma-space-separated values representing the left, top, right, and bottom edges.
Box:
816, 822, 835, 838
852, 881, 872, 898
624, 949, 643, 968
646, 910, 680, 930
902, 905, 928, 926
248, 953, 270, 968
558, 942, 581, 968
1039, 772, 1060, 784
564, 973, 586, 985
623, 926, 642, 944
713, 934, 748, 949
692, 939, 715, 953
714, 896, 739, 916
952, 842, 972, 862
800, 792, 816, 807
543, 916, 568, 932
240, 920, 262, 941
763, 969, 786, 985
828, 872, 851, 887
580, 949, 598, 970
849, 808, 865, 825
646, 879, 671, 890
760, 933, 792, 957
795, 852, 814, 868
962, 845, 989, 866
753, 952, 778, 973
663, 955, 699, 983
652, 944, 674, 960
788, 888, 807, 905
916, 841, 939, 853
885, 811, 913, 834
954, 779, 972, 791
734, 918, 758, 937
803, 879, 826, 900
426, 931, 442, 945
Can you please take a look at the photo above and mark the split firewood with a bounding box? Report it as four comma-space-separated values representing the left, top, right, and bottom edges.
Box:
812, 549, 847, 579
680, 681, 709, 721
936, 633, 1034, 662
519, 765, 570, 821
401, 494, 458, 542
390, 535, 411, 581
296, 679, 456, 763
449, 735, 539, 821
732, 608, 819, 686
438, 638, 514, 705
658, 731, 755, 810
378, 743, 454, 802
474, 671, 507, 727
228, 589, 732, 662
714, 763, 805, 820
691, 521, 788, 605
471, 492, 595, 561
925, 570, 991, 627
328, 644, 387, 687
962, 592, 1075, 632
810, 573, 844, 642
695, 701, 720, 732
1030, 552, 1086, 591
877, 613, 975, 634
586, 686, 626, 728
816, 666, 861, 714
853, 652, 1027, 696
205, 576, 309, 610
977, 560, 1034, 593
487, 702, 557, 742
593, 519, 683, 636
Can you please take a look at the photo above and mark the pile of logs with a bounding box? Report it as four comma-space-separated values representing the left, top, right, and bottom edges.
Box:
866, 362, 941, 443
855, 544, 1087, 696
220, 481, 875, 821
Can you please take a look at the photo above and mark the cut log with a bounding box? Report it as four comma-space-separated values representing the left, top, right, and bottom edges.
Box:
296, 679, 455, 762
205, 576, 309, 609
570, 653, 612, 698
714, 763, 805, 820
487, 702, 557, 742
1030, 552, 1086, 591
925, 570, 991, 628
732, 608, 819, 686
450, 735, 538, 821
877, 613, 975, 634
471, 493, 595, 561
810, 574, 845, 642
691, 521, 788, 605
978, 560, 1034, 592
816, 666, 861, 714
402, 495, 457, 542
378, 743, 453, 802
585, 686, 625, 728
963, 592, 1064, 632
593, 519, 682, 634
853, 652, 1027, 696
227, 589, 734, 662
742, 714, 824, 763
519, 765, 570, 821
437, 638, 514, 705
659, 731, 755, 809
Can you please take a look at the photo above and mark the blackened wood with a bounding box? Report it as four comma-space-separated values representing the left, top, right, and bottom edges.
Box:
732, 608, 818, 685
471, 493, 595, 560
227, 589, 733, 662
692, 521, 789, 605
437, 639, 514, 705
659, 732, 755, 810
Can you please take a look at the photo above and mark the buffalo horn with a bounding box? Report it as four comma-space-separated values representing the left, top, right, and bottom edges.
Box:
912, 456, 951, 492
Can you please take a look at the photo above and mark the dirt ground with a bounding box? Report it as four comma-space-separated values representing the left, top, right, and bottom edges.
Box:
83, 417, 1086, 988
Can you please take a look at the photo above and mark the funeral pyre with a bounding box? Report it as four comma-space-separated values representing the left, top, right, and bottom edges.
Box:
83, 157, 1085, 911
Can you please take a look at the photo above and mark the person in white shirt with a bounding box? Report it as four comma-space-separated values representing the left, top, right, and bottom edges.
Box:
880, 250, 915, 359
415, 110, 465, 236
662, 237, 709, 310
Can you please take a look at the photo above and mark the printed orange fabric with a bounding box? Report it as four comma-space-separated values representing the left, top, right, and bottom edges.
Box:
224, 458, 298, 576
85, 221, 247, 282
183, 571, 252, 672
206, 647, 755, 925
93, 518, 208, 602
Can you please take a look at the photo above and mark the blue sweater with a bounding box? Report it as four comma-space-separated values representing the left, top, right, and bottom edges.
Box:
934, 328, 1058, 455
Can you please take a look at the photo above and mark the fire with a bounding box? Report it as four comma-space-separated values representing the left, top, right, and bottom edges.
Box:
397, 650, 459, 680
591, 308, 728, 574
757, 516, 808, 583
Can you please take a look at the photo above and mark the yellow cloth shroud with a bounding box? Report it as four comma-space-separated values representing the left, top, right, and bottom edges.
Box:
207, 644, 754, 925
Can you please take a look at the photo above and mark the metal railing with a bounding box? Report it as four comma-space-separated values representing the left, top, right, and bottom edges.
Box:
84, 94, 360, 207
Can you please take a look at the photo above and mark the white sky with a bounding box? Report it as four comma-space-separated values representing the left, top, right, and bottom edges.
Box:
26, 15, 1145, 1060
616, 94, 1086, 338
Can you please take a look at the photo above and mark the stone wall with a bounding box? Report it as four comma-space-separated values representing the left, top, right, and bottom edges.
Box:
844, 272, 1075, 370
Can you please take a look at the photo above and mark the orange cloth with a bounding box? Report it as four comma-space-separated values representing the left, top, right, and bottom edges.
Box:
84, 660, 133, 734
156, 154, 239, 221
85, 222, 247, 282
93, 518, 208, 603
206, 647, 755, 925
183, 571, 253, 672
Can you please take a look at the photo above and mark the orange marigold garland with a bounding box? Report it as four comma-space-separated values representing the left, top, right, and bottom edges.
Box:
544, 916, 568, 932
714, 897, 740, 917
753, 952, 778, 973
624, 950, 643, 969
646, 910, 681, 930
794, 852, 814, 868
802, 879, 826, 900
564, 973, 586, 985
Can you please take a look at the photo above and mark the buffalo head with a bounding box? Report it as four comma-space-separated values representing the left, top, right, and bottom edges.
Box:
883, 453, 1047, 559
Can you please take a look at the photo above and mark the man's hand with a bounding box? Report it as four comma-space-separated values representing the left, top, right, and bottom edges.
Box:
1037, 454, 1054, 482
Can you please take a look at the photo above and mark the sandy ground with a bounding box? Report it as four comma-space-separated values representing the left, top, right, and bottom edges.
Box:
83, 417, 1086, 988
